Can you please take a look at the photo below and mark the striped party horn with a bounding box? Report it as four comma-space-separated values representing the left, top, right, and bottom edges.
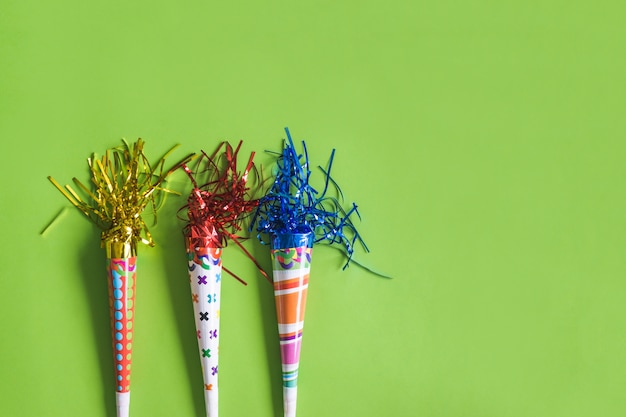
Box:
186, 241, 223, 417
270, 233, 314, 417
252, 128, 371, 417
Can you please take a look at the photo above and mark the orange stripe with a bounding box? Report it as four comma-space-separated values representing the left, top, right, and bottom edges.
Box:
275, 289, 308, 324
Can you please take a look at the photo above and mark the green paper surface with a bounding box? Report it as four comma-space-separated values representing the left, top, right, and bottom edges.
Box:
2, 1, 626, 416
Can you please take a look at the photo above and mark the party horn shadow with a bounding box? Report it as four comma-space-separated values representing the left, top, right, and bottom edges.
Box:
79, 233, 116, 417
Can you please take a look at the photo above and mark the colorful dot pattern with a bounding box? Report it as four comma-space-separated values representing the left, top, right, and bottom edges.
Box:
187, 245, 222, 397
107, 257, 137, 394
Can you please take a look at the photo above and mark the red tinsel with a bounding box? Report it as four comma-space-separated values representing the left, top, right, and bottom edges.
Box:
181, 141, 269, 284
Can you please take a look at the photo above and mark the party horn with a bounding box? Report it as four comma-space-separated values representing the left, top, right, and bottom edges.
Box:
270, 233, 313, 417
252, 128, 369, 417
48, 139, 194, 417
181, 141, 268, 417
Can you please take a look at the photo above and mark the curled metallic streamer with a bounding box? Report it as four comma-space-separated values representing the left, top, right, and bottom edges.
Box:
252, 128, 368, 268
48, 138, 196, 257
180, 141, 270, 283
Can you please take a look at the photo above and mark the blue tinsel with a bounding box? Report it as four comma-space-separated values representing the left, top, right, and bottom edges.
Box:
252, 128, 368, 267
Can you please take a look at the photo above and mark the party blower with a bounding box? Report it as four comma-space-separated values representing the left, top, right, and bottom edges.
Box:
48, 139, 194, 417
252, 128, 368, 417
180, 141, 269, 417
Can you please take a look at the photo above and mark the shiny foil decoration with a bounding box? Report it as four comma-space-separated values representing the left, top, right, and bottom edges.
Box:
181, 141, 269, 283
252, 127, 368, 267
48, 138, 195, 257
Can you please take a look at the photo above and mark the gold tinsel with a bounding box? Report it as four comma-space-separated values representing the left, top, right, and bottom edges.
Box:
49, 138, 195, 257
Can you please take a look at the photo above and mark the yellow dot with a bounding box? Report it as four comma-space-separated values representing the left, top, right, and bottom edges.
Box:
127, 332, 133, 340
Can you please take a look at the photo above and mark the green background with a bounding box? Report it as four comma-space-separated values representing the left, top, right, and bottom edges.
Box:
1, 1, 625, 416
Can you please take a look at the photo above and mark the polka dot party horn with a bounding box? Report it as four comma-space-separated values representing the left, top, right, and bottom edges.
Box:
251, 128, 368, 417
180, 141, 269, 417
48, 139, 195, 417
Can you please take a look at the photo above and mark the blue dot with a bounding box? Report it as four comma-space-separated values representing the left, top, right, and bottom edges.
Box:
112, 276, 123, 289
115, 321, 123, 331
114, 311, 122, 320
117, 364, 122, 371
115, 332, 123, 341
117, 376, 122, 381
116, 354, 123, 361
114, 300, 123, 310
115, 343, 122, 351
114, 289, 123, 300
118, 385, 123, 391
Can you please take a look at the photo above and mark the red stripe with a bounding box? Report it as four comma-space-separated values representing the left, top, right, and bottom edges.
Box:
274, 275, 309, 291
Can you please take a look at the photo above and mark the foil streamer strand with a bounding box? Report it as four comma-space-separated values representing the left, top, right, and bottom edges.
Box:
252, 128, 368, 268
181, 141, 270, 283
48, 138, 195, 254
